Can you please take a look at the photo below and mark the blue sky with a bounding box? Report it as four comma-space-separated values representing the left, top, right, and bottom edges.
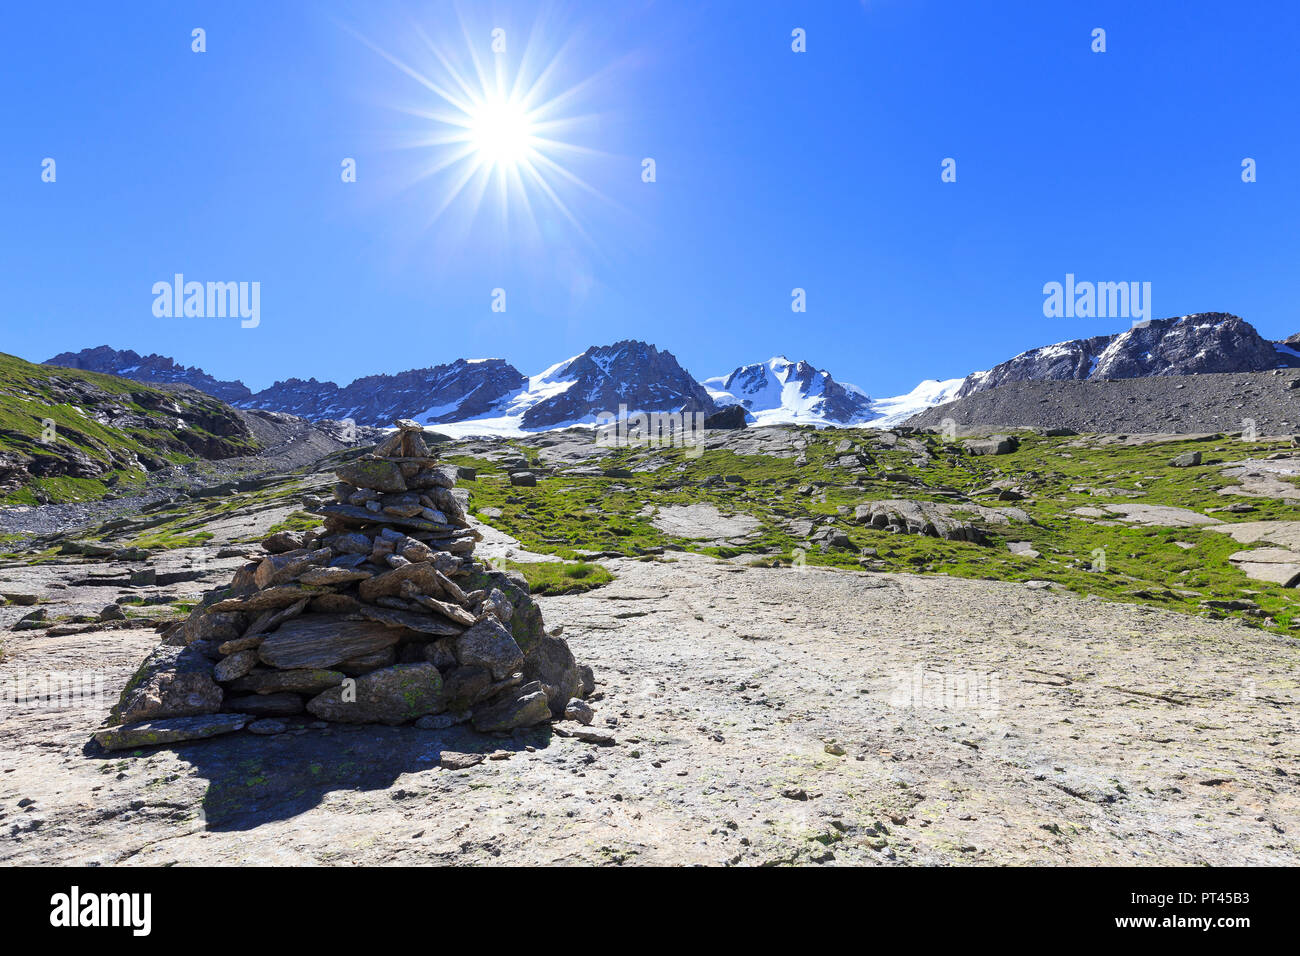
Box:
4, 0, 1300, 396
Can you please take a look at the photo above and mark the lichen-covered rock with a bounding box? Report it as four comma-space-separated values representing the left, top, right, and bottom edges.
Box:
335, 459, 408, 493
94, 713, 249, 751
108, 643, 223, 726
262, 530, 304, 553
173, 609, 246, 647
455, 617, 524, 681
213, 649, 258, 683
441, 666, 521, 712
462, 567, 546, 653
305, 663, 444, 725
359, 562, 446, 603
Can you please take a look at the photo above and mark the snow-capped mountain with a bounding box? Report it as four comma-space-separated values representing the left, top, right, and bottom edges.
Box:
956, 313, 1300, 398
700, 356, 961, 427
48, 313, 1300, 437
863, 378, 965, 427
703, 357, 874, 425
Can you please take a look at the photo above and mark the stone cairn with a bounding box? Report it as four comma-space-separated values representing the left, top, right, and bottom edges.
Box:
94, 420, 594, 751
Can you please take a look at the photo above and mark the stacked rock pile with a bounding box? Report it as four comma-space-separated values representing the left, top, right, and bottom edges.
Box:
94, 420, 594, 751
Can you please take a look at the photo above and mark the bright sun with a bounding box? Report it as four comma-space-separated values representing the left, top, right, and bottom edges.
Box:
467, 98, 536, 168
348, 17, 608, 238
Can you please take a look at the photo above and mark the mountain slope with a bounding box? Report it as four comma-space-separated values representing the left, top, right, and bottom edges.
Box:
957, 313, 1298, 397
0, 352, 261, 501
517, 341, 717, 428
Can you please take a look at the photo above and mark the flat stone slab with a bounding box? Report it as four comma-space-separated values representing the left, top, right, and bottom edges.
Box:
94, 714, 250, 751
257, 615, 402, 670
1206, 520, 1300, 550
1072, 503, 1218, 528
1226, 548, 1300, 586
650, 503, 761, 541
1218, 459, 1300, 500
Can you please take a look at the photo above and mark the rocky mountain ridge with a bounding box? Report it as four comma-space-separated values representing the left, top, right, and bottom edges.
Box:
42, 313, 1300, 434
956, 313, 1299, 398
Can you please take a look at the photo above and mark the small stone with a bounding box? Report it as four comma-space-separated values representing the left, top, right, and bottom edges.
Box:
564, 698, 595, 725
247, 718, 289, 735
440, 751, 484, 770
213, 649, 259, 683
98, 604, 126, 622
568, 725, 616, 746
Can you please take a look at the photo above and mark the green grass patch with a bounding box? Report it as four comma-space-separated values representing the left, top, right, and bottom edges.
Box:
502, 559, 614, 595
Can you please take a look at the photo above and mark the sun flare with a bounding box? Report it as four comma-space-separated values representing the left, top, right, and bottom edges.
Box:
348, 14, 617, 242
466, 97, 536, 168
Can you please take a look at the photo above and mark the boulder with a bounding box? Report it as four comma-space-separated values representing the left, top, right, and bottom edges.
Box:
108, 643, 223, 726
213, 649, 259, 683
703, 404, 748, 429
471, 682, 551, 732
306, 663, 445, 725
226, 667, 346, 696
522, 634, 582, 716
262, 530, 304, 553
441, 666, 522, 712
224, 693, 306, 716
963, 436, 1019, 456
455, 617, 525, 681
335, 459, 408, 493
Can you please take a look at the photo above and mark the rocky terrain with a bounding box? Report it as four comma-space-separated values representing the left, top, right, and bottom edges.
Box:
93, 420, 594, 751
0, 353, 261, 501
240, 359, 529, 427
3, 420, 1299, 866
909, 368, 1300, 434
2, 513, 1296, 866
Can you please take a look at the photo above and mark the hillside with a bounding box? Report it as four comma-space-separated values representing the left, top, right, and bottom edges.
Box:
0, 353, 262, 504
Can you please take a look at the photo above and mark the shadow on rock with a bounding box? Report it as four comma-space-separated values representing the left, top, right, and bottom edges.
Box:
88, 723, 553, 832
